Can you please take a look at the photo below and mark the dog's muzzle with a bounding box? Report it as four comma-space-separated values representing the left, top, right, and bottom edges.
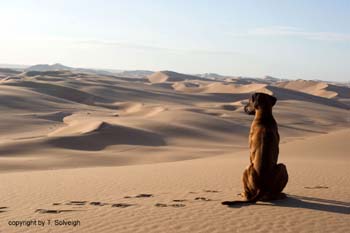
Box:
244, 105, 248, 113
244, 105, 255, 115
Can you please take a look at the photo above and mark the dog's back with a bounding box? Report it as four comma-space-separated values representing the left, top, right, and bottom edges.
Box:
250, 117, 279, 190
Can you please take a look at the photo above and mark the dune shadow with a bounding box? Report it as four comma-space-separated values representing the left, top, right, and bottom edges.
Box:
278, 124, 327, 134
225, 194, 350, 215
267, 86, 350, 110
47, 124, 166, 151
4, 81, 118, 109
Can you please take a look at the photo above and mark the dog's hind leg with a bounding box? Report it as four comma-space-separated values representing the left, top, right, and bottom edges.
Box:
271, 163, 288, 197
222, 165, 261, 205
242, 164, 260, 200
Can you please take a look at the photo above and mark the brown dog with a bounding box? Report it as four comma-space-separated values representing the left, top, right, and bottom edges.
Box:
222, 93, 288, 205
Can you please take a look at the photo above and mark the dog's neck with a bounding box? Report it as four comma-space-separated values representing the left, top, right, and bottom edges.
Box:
254, 107, 274, 121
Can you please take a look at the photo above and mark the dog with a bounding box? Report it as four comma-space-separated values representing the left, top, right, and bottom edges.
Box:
222, 93, 288, 205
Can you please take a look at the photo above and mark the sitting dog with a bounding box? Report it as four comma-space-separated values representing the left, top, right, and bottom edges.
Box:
222, 93, 288, 205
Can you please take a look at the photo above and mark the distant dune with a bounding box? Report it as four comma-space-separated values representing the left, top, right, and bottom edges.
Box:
26, 63, 72, 71
118, 70, 154, 78
148, 70, 208, 83
275, 79, 350, 99
0, 68, 22, 75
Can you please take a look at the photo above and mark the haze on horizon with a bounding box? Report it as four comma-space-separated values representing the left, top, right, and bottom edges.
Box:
0, 0, 349, 82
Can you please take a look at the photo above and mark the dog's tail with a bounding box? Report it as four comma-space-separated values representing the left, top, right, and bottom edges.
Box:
221, 189, 263, 206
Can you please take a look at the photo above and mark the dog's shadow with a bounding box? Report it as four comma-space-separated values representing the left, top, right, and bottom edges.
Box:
225, 194, 350, 215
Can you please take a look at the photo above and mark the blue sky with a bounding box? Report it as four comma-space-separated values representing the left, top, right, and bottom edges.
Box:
0, 0, 349, 81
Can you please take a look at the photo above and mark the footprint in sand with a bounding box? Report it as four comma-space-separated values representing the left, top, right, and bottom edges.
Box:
203, 190, 220, 193
111, 203, 135, 208
194, 197, 213, 201
155, 203, 186, 208
89, 202, 109, 206
66, 201, 87, 205
304, 185, 329, 189
65, 201, 87, 206
35, 209, 78, 214
170, 204, 186, 207
172, 199, 187, 202
124, 194, 154, 199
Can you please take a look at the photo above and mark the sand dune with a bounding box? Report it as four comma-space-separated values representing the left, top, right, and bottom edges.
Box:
0, 68, 21, 79
0, 68, 349, 232
148, 71, 206, 83
266, 85, 349, 110
0, 69, 348, 169
275, 79, 350, 99
173, 81, 269, 94
33, 111, 72, 122
48, 122, 166, 151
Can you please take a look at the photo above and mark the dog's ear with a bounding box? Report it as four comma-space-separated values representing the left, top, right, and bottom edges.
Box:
270, 95, 277, 107
252, 93, 261, 109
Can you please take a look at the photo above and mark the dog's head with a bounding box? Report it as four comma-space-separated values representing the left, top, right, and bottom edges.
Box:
244, 93, 277, 115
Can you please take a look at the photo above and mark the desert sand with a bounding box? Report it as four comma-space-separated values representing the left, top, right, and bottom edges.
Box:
0, 69, 349, 232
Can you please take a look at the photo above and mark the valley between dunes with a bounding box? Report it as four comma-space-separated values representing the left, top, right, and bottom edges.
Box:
0, 69, 349, 232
